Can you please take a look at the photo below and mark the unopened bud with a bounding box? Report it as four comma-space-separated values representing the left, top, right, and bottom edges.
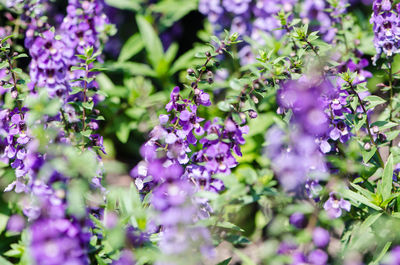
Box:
377, 133, 387, 142
364, 142, 371, 151
372, 126, 379, 134
187, 68, 195, 75
205, 51, 211, 57
357, 113, 363, 119
248, 110, 258, 119
11, 90, 18, 99
251, 94, 259, 104
239, 112, 246, 122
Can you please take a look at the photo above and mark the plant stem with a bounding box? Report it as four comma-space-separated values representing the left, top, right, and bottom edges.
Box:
388, 57, 394, 121
5, 51, 23, 113
82, 64, 89, 133
348, 82, 384, 167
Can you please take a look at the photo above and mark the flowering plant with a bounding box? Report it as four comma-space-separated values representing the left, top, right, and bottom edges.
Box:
1, 0, 400, 265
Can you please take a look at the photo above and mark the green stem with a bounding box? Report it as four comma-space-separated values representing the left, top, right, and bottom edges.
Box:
348, 82, 384, 167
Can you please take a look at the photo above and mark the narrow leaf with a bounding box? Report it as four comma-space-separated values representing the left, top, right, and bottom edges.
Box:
382, 154, 393, 202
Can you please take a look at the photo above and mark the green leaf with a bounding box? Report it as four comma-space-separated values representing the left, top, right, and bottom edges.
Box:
0, 255, 13, 265
80, 130, 92, 138
169, 48, 205, 74
0, 213, 9, 234
82, 101, 94, 110
165, 42, 179, 64
382, 154, 393, 202
216, 257, 232, 265
361, 145, 377, 163
360, 212, 382, 231
70, 87, 83, 95
370, 241, 391, 265
151, 0, 198, 27
1, 35, 14, 44
107, 62, 157, 77
104, 0, 142, 11
342, 189, 382, 211
206, 134, 219, 141
13, 53, 28, 60
364, 95, 386, 109
233, 249, 257, 265
349, 182, 375, 200
0, 61, 9, 69
118, 33, 144, 62
116, 122, 130, 143
218, 101, 232, 112
136, 15, 164, 69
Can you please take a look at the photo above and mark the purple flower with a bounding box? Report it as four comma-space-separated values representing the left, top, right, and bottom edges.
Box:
6, 214, 25, 233
371, 0, 400, 62
289, 212, 308, 229
29, 217, 90, 265
222, 0, 251, 14
313, 227, 330, 248
308, 249, 328, 265
324, 193, 351, 218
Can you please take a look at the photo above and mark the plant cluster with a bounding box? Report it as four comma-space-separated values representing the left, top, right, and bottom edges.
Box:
1, 0, 400, 265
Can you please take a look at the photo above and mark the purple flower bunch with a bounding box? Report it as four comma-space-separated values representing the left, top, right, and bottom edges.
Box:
283, 213, 335, 264
199, 0, 350, 65
20, 0, 109, 98
29, 196, 91, 265
300, 0, 348, 43
371, 0, 400, 62
132, 85, 248, 193
0, 108, 32, 193
132, 141, 215, 262
130, 44, 249, 259
1, 1, 112, 263
266, 126, 328, 192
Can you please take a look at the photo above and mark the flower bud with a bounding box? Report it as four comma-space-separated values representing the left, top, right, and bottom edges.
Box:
313, 227, 330, 248
364, 142, 371, 151
289, 212, 307, 229
187, 68, 195, 75
248, 110, 258, 119
251, 94, 259, 104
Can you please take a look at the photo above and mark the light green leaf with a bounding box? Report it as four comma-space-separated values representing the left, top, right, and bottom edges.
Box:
370, 241, 391, 265
342, 189, 382, 211
364, 95, 386, 109
382, 154, 393, 202
118, 33, 144, 62
136, 15, 164, 69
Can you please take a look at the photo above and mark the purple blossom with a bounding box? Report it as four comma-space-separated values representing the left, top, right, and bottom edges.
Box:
324, 193, 351, 218
289, 212, 308, 229
371, 0, 400, 62
29, 217, 90, 265
6, 214, 25, 233
313, 227, 330, 248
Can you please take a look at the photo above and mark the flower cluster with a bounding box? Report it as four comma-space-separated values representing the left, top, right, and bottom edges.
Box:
199, 0, 350, 65
371, 0, 400, 62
